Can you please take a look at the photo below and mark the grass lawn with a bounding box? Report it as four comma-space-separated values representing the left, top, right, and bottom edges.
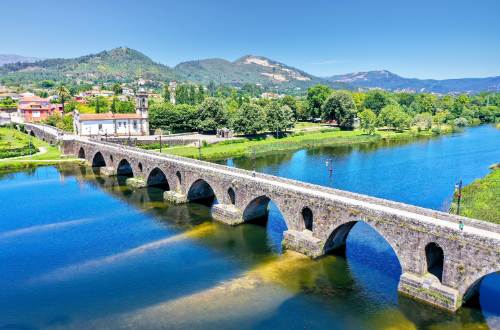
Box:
450, 166, 500, 224
0, 126, 40, 158
158, 128, 444, 161
0, 127, 82, 171
292, 121, 329, 132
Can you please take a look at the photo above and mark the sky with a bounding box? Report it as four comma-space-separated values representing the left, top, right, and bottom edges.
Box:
1, 0, 499, 79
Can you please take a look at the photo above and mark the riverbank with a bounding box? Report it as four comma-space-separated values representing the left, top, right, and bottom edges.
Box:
0, 127, 82, 171
450, 165, 500, 224
157, 126, 453, 161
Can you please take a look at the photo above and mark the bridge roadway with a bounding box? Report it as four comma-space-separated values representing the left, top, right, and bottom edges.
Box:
24, 123, 500, 312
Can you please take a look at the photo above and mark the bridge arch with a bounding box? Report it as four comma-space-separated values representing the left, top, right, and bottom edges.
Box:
242, 195, 289, 252
462, 270, 500, 308
29, 130, 36, 137
227, 187, 236, 205
323, 220, 403, 268
117, 159, 134, 177
425, 242, 444, 282
92, 152, 106, 167
302, 207, 313, 231
147, 167, 170, 190
77, 147, 86, 159
187, 179, 217, 205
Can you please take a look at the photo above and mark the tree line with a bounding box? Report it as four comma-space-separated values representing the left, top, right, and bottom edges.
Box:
150, 82, 500, 135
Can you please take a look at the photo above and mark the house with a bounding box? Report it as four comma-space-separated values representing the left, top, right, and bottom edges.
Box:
17, 95, 62, 122
73, 89, 149, 136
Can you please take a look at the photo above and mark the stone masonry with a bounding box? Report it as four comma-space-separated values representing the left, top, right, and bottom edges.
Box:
26, 124, 500, 312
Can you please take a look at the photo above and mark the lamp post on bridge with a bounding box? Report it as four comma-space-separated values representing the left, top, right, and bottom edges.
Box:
325, 158, 334, 186
156, 135, 163, 153
454, 180, 463, 216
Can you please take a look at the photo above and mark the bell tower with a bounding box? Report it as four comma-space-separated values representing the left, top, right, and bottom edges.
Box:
135, 88, 148, 118
135, 86, 149, 135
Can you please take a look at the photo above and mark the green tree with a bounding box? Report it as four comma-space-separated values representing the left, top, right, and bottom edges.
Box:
362, 90, 393, 115
56, 85, 70, 115
358, 109, 377, 135
112, 83, 123, 95
115, 100, 135, 113
207, 81, 217, 97
306, 84, 332, 119
266, 103, 295, 137
451, 94, 471, 118
40, 80, 55, 88
412, 112, 433, 130
280, 95, 299, 119
163, 84, 171, 102
321, 91, 357, 128
377, 104, 411, 131
197, 97, 227, 132
433, 110, 451, 125
196, 85, 205, 104
409, 94, 437, 115
89, 96, 109, 113
231, 103, 266, 135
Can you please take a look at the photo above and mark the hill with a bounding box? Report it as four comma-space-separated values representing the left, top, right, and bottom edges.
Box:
325, 70, 500, 94
0, 54, 41, 67
175, 55, 326, 89
0, 47, 178, 84
1, 47, 499, 94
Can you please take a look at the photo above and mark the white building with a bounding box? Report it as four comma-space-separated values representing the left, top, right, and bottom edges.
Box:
73, 89, 149, 136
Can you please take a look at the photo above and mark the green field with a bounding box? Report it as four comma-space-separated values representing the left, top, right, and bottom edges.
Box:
0, 126, 40, 158
0, 127, 81, 171
158, 127, 446, 161
450, 166, 500, 224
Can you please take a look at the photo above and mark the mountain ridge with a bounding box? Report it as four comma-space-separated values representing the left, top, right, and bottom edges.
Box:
1, 47, 499, 93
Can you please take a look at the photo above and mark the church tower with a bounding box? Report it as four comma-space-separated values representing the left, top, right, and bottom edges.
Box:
135, 87, 149, 134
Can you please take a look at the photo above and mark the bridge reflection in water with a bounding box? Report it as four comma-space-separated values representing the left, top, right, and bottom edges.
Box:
24, 123, 500, 314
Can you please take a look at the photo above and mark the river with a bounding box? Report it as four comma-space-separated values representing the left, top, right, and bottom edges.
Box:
0, 125, 498, 329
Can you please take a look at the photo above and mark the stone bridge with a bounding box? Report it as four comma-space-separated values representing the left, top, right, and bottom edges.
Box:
26, 123, 500, 312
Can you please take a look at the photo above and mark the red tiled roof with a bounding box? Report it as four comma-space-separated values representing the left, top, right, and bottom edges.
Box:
78, 112, 143, 121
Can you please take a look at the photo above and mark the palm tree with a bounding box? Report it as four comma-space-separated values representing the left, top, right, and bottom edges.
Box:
56, 85, 70, 117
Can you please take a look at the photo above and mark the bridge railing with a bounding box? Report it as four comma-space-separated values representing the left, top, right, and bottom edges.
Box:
82, 137, 500, 234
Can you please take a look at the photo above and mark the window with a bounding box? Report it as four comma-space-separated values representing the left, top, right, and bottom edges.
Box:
32, 111, 40, 118
98, 124, 103, 130
133, 121, 137, 129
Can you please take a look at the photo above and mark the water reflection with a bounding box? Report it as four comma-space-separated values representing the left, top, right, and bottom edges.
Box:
0, 125, 498, 329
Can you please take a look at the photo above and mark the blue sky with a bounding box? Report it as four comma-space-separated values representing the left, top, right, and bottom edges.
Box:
1, 0, 499, 79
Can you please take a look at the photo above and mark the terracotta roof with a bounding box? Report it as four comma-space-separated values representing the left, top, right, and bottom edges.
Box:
78, 112, 144, 121
19, 96, 49, 102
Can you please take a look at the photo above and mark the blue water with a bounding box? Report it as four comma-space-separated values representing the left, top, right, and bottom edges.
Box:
0, 125, 498, 329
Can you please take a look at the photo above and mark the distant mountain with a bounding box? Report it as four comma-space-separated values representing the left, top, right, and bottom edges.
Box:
0, 54, 41, 66
325, 70, 500, 94
175, 55, 325, 89
0, 47, 178, 84
0, 47, 498, 94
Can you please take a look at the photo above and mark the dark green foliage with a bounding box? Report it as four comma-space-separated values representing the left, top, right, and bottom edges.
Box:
197, 97, 227, 132
321, 91, 357, 128
362, 90, 394, 115
231, 103, 266, 134
149, 102, 198, 133
306, 84, 332, 118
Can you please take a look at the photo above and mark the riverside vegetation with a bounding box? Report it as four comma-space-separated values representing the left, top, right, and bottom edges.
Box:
450, 165, 500, 224
144, 82, 500, 160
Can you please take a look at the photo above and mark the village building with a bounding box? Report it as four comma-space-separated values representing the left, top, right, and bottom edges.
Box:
16, 94, 62, 122
73, 89, 149, 136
